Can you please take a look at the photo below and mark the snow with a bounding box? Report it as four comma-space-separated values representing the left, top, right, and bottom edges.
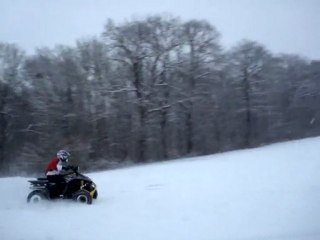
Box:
1, 137, 320, 240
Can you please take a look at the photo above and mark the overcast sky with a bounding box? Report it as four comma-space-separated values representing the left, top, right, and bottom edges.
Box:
1, 0, 320, 59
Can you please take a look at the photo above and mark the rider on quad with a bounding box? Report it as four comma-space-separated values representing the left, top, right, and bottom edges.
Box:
46, 150, 76, 197
27, 150, 97, 204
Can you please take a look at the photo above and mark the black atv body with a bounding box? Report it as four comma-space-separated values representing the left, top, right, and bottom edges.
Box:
27, 167, 98, 204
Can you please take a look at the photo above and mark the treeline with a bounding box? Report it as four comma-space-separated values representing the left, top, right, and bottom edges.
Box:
1, 15, 320, 175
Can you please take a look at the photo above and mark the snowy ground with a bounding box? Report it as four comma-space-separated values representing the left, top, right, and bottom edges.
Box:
1, 137, 320, 240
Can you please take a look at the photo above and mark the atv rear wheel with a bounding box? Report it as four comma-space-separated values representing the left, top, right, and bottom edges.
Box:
27, 190, 49, 203
72, 190, 92, 204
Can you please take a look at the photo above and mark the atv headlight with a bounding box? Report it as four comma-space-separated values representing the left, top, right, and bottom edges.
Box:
91, 183, 96, 189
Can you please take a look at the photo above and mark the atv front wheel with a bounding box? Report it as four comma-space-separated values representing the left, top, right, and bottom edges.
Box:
27, 190, 48, 203
72, 190, 92, 204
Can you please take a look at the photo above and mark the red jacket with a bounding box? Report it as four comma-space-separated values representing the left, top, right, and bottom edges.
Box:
45, 157, 61, 175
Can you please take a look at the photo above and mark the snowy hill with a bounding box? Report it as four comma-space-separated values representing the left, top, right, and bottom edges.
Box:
1, 137, 320, 240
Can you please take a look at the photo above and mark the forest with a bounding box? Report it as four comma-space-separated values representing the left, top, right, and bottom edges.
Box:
0, 15, 319, 175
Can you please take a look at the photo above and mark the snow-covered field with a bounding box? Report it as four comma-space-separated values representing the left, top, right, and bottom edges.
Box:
1, 137, 320, 240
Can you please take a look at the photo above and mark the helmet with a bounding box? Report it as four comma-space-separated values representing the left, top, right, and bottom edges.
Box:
57, 150, 70, 162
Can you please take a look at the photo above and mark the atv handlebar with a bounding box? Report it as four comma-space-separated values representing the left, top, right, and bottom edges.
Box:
69, 165, 79, 172
63, 165, 79, 172
61, 165, 80, 176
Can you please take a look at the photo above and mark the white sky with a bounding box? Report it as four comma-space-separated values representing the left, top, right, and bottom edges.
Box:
1, 0, 320, 59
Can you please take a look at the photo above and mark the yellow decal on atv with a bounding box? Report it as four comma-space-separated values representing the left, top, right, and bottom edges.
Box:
90, 189, 96, 198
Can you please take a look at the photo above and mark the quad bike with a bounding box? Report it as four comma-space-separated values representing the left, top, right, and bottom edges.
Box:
27, 166, 98, 204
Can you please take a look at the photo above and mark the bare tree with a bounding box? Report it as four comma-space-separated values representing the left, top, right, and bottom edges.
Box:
227, 40, 272, 147
178, 20, 222, 154
0, 43, 29, 173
